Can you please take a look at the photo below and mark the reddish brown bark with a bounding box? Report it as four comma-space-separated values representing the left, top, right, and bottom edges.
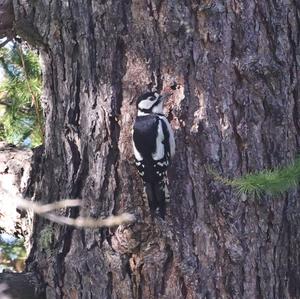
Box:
1, 1, 300, 298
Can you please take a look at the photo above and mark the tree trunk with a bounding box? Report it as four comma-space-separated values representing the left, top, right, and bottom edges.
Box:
0, 272, 45, 299
5, 0, 300, 298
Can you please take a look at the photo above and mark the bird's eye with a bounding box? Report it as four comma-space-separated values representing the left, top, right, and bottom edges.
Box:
147, 96, 155, 101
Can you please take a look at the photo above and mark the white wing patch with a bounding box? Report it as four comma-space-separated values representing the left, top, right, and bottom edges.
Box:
132, 141, 143, 161
152, 120, 165, 161
159, 116, 175, 157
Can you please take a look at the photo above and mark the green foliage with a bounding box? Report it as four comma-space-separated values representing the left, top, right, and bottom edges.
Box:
209, 157, 300, 197
0, 236, 26, 260
0, 43, 43, 147
0, 234, 26, 272
38, 226, 54, 253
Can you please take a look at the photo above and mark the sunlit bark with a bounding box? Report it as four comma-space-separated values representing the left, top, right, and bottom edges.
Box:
2, 0, 300, 298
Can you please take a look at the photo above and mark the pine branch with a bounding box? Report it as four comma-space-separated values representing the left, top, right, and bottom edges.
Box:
0, 42, 43, 146
16, 44, 44, 139
208, 157, 300, 196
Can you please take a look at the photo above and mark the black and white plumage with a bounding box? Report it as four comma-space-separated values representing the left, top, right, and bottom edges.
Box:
132, 91, 175, 218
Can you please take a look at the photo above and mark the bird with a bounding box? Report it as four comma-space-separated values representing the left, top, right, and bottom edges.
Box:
132, 91, 175, 218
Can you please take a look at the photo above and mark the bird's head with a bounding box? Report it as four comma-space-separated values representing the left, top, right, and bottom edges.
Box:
136, 91, 172, 116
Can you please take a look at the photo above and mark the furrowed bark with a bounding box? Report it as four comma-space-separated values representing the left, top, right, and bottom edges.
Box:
0, 272, 45, 299
0, 0, 13, 34
4, 1, 300, 298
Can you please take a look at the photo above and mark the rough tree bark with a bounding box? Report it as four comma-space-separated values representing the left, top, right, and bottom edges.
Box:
2, 0, 300, 298
0, 272, 45, 299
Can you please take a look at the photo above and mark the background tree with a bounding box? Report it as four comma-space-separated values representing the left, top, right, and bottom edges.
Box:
0, 43, 43, 147
0, 235, 26, 272
1, 0, 300, 298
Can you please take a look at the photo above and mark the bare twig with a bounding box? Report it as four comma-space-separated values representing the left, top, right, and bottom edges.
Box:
43, 212, 136, 228
1, 178, 135, 229
16, 198, 82, 214
15, 198, 135, 228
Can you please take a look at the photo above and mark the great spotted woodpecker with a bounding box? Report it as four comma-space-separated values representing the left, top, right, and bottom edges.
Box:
132, 91, 175, 218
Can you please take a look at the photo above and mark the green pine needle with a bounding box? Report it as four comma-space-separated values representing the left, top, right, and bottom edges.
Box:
0, 43, 43, 147
208, 158, 300, 197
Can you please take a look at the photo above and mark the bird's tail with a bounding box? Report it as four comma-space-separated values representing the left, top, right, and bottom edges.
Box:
144, 179, 169, 219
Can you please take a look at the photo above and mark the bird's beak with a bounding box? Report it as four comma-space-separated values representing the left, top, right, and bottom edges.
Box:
159, 92, 173, 102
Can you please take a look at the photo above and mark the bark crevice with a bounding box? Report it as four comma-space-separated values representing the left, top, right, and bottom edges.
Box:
5, 1, 300, 298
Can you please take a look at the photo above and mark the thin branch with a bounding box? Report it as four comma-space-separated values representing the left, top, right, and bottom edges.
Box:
16, 198, 82, 214
43, 212, 136, 228
15, 198, 135, 228
207, 157, 300, 197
